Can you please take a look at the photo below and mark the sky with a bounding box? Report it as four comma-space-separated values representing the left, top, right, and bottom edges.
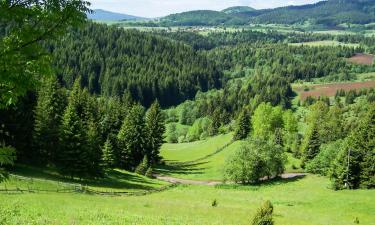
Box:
89, 0, 322, 18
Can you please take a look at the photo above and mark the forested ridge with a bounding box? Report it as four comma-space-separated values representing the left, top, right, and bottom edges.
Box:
155, 0, 375, 27
47, 23, 222, 107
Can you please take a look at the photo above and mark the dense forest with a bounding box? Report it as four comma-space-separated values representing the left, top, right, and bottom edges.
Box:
47, 23, 221, 107
155, 0, 375, 27
1, 2, 374, 191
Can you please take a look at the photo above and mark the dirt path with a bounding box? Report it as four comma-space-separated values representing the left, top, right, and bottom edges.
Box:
156, 173, 305, 186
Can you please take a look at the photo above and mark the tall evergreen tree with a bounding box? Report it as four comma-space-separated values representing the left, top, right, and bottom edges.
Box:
33, 77, 65, 164
86, 119, 103, 177
58, 104, 90, 178
117, 104, 147, 170
302, 123, 321, 162
145, 101, 165, 164
233, 108, 250, 140
101, 137, 116, 171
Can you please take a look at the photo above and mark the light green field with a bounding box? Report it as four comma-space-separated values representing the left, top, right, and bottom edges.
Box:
289, 40, 359, 48
0, 135, 372, 225
1, 175, 374, 225
160, 133, 233, 163
158, 135, 302, 180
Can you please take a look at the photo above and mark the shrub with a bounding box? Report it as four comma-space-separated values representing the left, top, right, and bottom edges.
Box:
211, 199, 218, 207
251, 200, 274, 225
224, 138, 286, 184
306, 140, 344, 176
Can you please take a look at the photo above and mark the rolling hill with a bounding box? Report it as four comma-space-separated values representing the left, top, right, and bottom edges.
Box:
221, 6, 255, 14
157, 0, 375, 27
87, 9, 145, 21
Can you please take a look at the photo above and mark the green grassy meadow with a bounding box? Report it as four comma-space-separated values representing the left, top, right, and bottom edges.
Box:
1, 175, 374, 225
0, 134, 372, 225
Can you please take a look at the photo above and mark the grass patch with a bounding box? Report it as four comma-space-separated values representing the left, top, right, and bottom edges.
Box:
0, 175, 374, 225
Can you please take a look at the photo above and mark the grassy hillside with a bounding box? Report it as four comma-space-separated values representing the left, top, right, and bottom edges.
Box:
158, 135, 302, 180
1, 175, 374, 225
221, 6, 255, 14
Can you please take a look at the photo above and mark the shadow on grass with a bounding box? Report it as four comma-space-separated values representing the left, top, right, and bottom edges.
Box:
154, 160, 209, 176
216, 174, 306, 190
11, 164, 163, 191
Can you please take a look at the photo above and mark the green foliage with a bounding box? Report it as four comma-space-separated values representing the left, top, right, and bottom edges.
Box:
145, 101, 165, 164
252, 103, 284, 140
0, 145, 16, 182
331, 104, 375, 189
117, 104, 147, 170
48, 23, 221, 107
233, 108, 251, 140
0, 0, 89, 108
101, 138, 115, 171
33, 77, 65, 164
58, 103, 90, 178
224, 138, 286, 184
251, 200, 274, 225
302, 123, 321, 163
282, 110, 299, 152
135, 156, 149, 176
145, 166, 154, 178
306, 140, 344, 176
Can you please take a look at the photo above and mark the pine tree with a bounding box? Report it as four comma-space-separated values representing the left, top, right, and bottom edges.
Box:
251, 201, 274, 225
86, 119, 103, 177
302, 123, 321, 162
101, 137, 116, 171
58, 104, 90, 179
233, 108, 250, 140
33, 77, 65, 164
145, 100, 165, 164
117, 104, 147, 170
210, 109, 221, 135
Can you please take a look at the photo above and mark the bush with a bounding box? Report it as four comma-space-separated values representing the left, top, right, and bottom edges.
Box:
251, 200, 274, 225
306, 139, 344, 176
224, 138, 286, 184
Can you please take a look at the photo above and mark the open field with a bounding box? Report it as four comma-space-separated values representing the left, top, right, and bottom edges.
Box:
160, 133, 233, 163
158, 135, 302, 181
1, 175, 374, 225
289, 40, 359, 48
347, 53, 374, 65
293, 80, 375, 100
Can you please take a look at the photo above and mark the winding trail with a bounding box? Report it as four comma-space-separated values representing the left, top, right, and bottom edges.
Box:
155, 173, 306, 186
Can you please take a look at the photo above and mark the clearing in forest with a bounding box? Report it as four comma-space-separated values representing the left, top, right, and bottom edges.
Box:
294, 80, 375, 100
347, 53, 374, 65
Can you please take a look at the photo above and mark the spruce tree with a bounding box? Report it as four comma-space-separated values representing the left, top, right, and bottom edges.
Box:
233, 108, 250, 140
145, 100, 165, 164
101, 137, 116, 171
33, 77, 65, 164
135, 155, 149, 175
251, 201, 274, 225
302, 123, 321, 162
117, 104, 147, 170
86, 119, 103, 177
58, 104, 90, 179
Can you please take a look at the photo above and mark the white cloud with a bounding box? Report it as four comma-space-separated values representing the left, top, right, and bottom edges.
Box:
89, 0, 321, 18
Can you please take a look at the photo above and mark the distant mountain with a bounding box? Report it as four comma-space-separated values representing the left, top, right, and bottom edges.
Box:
222, 6, 255, 14
158, 0, 375, 27
87, 9, 145, 21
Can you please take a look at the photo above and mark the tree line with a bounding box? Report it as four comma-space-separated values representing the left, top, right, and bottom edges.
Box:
1, 77, 165, 178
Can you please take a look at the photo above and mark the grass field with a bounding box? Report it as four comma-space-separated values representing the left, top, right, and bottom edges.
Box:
0, 134, 373, 225
1, 175, 374, 225
289, 40, 359, 48
347, 53, 374, 65
158, 135, 302, 181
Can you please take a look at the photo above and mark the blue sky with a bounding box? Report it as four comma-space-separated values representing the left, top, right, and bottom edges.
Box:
90, 0, 322, 18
